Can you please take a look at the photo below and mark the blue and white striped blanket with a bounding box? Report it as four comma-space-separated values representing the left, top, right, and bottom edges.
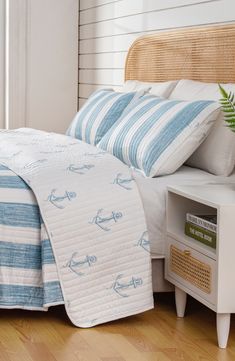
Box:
0, 129, 153, 326
0, 164, 63, 310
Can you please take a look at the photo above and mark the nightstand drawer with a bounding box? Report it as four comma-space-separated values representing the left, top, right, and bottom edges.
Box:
166, 237, 216, 304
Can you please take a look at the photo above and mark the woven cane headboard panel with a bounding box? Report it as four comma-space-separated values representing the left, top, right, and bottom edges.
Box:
125, 25, 235, 83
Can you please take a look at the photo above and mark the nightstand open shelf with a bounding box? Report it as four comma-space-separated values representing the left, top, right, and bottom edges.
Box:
165, 184, 235, 348
167, 191, 217, 259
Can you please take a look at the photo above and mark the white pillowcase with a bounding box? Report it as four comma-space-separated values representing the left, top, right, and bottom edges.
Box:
122, 80, 178, 98
169, 79, 235, 176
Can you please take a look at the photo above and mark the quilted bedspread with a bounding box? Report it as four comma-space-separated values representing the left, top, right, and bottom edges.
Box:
0, 128, 153, 327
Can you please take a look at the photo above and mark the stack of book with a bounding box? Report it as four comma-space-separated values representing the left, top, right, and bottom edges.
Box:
185, 213, 217, 249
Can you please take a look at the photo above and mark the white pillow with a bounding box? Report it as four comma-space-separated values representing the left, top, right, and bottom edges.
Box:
169, 79, 235, 176
122, 80, 178, 98
98, 94, 220, 177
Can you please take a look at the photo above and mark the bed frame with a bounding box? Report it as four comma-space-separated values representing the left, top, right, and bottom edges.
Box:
124, 24, 235, 292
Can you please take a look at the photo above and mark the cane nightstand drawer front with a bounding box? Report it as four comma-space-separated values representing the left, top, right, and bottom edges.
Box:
170, 245, 211, 293
166, 237, 216, 305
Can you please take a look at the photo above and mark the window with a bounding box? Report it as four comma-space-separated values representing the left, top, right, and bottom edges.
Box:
0, 0, 78, 133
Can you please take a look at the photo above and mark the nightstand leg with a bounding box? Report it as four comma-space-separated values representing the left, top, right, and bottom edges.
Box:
175, 286, 187, 317
216, 313, 231, 349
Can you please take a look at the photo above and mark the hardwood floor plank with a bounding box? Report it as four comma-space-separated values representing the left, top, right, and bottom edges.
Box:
0, 345, 12, 361
0, 318, 36, 361
22, 342, 57, 361
0, 295, 235, 361
99, 333, 156, 361
101, 357, 125, 361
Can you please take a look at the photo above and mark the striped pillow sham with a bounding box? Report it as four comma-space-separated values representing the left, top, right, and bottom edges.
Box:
97, 95, 221, 177
66, 89, 141, 145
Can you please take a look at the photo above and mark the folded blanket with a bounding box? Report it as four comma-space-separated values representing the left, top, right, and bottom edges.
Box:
0, 128, 153, 327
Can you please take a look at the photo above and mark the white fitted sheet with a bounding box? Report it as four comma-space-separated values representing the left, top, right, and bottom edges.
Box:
134, 166, 235, 255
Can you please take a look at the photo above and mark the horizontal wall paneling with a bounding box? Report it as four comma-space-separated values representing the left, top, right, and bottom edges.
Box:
80, 0, 213, 25
79, 69, 124, 85
80, 52, 126, 69
80, 0, 120, 11
78, 0, 235, 106
80, 1, 235, 39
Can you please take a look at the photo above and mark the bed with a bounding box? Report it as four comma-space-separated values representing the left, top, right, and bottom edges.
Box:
124, 23, 235, 292
0, 24, 235, 324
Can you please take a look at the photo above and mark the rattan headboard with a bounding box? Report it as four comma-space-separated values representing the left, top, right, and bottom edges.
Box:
125, 24, 235, 83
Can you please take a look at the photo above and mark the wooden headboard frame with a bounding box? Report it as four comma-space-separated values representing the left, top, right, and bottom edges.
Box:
125, 24, 235, 83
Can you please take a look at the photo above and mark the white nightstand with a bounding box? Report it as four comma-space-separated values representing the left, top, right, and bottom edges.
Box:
165, 184, 235, 348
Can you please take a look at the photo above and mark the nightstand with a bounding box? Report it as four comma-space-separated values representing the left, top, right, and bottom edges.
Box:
164, 184, 235, 348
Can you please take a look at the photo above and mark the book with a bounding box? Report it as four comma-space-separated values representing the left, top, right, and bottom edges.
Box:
186, 213, 217, 233
185, 221, 216, 249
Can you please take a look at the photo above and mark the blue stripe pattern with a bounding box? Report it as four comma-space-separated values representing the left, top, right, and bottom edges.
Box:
0, 165, 9, 171
98, 95, 219, 177
0, 164, 63, 309
0, 176, 29, 189
66, 89, 139, 145
144, 101, 213, 175
0, 203, 41, 228
0, 241, 41, 269
128, 100, 180, 169
41, 239, 56, 264
0, 239, 55, 269
43, 281, 63, 305
0, 282, 63, 307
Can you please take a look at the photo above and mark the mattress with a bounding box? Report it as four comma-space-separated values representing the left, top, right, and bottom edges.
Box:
134, 165, 235, 255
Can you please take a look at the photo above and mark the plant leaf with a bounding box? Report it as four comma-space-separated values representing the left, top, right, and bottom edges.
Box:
219, 84, 228, 98
219, 84, 235, 132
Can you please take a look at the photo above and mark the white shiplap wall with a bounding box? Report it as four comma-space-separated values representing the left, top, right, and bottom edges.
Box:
78, 0, 235, 108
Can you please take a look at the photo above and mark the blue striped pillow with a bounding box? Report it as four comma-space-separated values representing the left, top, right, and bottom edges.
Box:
98, 95, 220, 177
66, 89, 141, 145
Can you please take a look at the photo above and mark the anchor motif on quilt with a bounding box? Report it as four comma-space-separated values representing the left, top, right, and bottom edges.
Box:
40, 150, 64, 154
24, 159, 48, 170
89, 209, 123, 231
64, 252, 97, 276
67, 163, 95, 175
112, 274, 143, 297
69, 142, 80, 147
47, 189, 77, 209
0, 150, 22, 160
83, 151, 106, 158
16, 142, 39, 146
112, 173, 134, 190
55, 144, 68, 148
136, 231, 150, 252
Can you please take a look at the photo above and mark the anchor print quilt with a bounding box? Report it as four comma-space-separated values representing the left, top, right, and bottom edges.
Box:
0, 128, 153, 327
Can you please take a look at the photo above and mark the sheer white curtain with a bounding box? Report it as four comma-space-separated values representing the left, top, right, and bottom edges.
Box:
0, 0, 28, 130
2, 0, 79, 133
0, 0, 5, 128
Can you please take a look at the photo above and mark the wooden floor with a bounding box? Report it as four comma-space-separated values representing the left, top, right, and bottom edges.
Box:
1, 293, 235, 361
